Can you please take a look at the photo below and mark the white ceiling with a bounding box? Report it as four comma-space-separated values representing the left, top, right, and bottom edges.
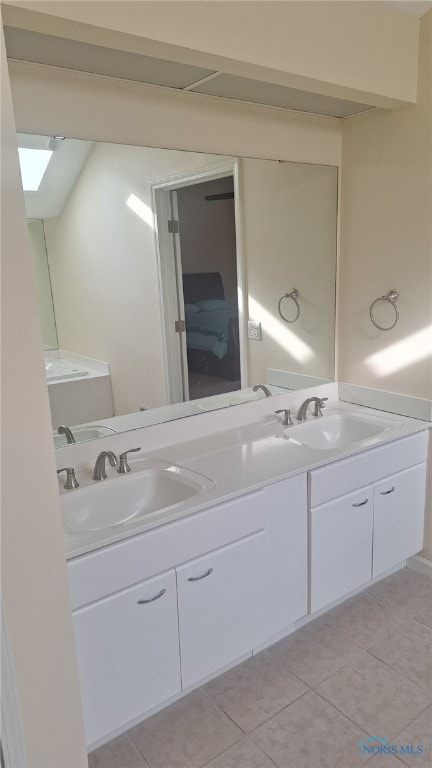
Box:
381, 1, 432, 16
4, 26, 376, 119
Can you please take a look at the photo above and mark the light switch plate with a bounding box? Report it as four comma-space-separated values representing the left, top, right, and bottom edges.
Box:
248, 320, 262, 340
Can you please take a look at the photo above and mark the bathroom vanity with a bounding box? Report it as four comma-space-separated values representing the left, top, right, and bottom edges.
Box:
61, 399, 429, 747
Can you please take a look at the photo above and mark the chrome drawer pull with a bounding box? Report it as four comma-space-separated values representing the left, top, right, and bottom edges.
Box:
352, 498, 368, 507
187, 567, 213, 582
137, 588, 166, 604
380, 486, 396, 496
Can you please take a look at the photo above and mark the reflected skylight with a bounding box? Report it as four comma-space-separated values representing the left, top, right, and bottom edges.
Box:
18, 148, 53, 191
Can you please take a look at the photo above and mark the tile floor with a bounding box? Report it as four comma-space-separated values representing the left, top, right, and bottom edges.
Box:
88, 567, 432, 768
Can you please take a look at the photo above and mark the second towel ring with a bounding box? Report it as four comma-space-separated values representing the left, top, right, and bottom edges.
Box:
278, 289, 300, 324
369, 290, 399, 331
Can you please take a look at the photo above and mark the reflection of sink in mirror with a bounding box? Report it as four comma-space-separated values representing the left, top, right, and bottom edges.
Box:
21, 134, 337, 446
54, 425, 117, 449
61, 462, 215, 534
194, 385, 287, 411
284, 413, 399, 450
45, 359, 89, 381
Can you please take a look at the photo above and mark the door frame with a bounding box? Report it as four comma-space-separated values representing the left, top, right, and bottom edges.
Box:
151, 159, 248, 403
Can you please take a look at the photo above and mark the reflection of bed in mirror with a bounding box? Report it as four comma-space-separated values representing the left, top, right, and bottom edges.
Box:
183, 272, 240, 385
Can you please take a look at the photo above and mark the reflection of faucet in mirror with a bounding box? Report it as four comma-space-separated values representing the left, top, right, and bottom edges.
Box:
253, 384, 272, 398
296, 397, 328, 422
58, 425, 76, 444
93, 451, 118, 481
20, 134, 337, 448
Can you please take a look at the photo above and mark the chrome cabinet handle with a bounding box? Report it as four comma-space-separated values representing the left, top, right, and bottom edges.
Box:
187, 568, 213, 582
380, 486, 396, 496
137, 588, 166, 604
352, 498, 368, 507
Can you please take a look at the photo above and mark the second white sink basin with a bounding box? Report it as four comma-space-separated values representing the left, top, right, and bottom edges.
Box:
62, 461, 215, 534
284, 412, 397, 450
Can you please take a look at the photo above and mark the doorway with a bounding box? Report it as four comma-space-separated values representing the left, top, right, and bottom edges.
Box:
153, 162, 245, 404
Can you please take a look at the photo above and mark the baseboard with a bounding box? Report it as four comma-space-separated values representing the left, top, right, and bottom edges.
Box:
407, 555, 432, 577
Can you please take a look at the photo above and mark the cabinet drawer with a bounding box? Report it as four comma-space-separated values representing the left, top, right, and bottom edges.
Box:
177, 531, 266, 688
310, 485, 373, 613
68, 489, 265, 609
73, 569, 181, 745
309, 431, 428, 507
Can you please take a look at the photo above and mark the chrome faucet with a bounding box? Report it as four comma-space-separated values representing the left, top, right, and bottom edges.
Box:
253, 384, 272, 398
275, 409, 293, 426
296, 396, 328, 422
93, 451, 118, 481
58, 425, 76, 444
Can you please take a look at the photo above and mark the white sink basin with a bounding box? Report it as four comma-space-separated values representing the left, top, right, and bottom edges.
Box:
284, 412, 397, 450
61, 461, 215, 534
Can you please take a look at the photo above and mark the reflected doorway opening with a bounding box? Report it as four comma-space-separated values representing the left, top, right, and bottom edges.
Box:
153, 161, 247, 404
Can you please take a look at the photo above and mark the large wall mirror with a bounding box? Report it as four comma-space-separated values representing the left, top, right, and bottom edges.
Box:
18, 133, 338, 447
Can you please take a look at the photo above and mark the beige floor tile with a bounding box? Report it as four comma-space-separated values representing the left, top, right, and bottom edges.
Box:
127, 689, 242, 768
203, 651, 308, 732
250, 690, 366, 768
321, 592, 408, 649
367, 569, 432, 618
88, 734, 150, 768
367, 619, 432, 690
203, 737, 277, 768
414, 604, 432, 629
316, 654, 432, 738
395, 705, 432, 768
363, 753, 406, 767
267, 618, 365, 687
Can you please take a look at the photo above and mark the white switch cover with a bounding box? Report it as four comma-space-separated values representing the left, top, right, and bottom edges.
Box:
248, 320, 262, 340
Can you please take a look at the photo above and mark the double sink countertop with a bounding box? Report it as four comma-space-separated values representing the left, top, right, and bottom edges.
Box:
61, 398, 430, 560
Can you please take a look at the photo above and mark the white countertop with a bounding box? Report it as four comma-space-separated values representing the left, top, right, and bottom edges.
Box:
62, 399, 429, 560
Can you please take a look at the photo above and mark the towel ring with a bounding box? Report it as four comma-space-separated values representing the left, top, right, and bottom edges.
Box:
369, 290, 399, 331
278, 289, 300, 324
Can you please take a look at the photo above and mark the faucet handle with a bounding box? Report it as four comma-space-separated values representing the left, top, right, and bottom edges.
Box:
57, 467, 79, 490
275, 409, 293, 427
117, 447, 141, 474
313, 397, 328, 417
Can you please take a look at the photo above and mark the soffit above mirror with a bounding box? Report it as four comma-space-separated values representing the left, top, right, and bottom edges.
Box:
4, 26, 377, 119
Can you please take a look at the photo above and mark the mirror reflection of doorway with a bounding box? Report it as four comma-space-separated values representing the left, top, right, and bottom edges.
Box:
156, 170, 242, 403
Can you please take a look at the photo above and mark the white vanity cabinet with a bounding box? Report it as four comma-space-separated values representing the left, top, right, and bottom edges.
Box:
177, 531, 266, 688
73, 569, 181, 745
373, 462, 427, 577
309, 432, 428, 614
310, 486, 374, 612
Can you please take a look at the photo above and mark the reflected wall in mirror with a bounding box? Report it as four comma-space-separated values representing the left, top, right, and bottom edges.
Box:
19, 133, 338, 446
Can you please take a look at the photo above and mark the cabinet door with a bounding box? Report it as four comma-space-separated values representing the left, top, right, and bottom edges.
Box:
373, 462, 427, 578
310, 486, 374, 613
264, 475, 307, 637
177, 532, 266, 689
73, 569, 181, 746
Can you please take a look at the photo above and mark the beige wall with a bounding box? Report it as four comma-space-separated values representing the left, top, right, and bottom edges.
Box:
2, 0, 420, 106
0, 30, 88, 768
44, 142, 227, 415
240, 159, 338, 384
27, 218, 58, 349
339, 10, 432, 559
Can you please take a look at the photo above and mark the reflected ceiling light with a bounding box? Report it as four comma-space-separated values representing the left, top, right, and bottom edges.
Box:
126, 193, 155, 229
18, 147, 53, 191
248, 295, 314, 364
365, 325, 432, 376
